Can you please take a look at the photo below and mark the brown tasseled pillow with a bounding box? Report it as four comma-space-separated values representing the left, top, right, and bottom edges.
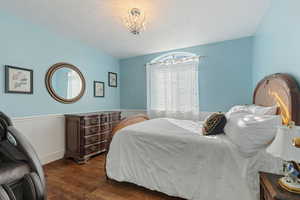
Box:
202, 113, 227, 135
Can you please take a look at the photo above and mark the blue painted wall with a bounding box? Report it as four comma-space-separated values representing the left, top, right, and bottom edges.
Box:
0, 11, 120, 117
253, 0, 300, 87
120, 37, 253, 112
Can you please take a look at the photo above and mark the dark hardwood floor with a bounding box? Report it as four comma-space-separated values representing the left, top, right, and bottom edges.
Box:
44, 154, 183, 200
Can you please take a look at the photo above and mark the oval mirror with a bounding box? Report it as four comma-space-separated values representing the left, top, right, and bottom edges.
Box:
45, 63, 86, 104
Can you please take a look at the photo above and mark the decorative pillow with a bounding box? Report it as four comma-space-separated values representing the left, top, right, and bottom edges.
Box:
202, 113, 227, 135
224, 112, 281, 157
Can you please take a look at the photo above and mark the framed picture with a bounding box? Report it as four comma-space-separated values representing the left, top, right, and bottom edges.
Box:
5, 65, 33, 94
108, 72, 117, 87
94, 81, 105, 97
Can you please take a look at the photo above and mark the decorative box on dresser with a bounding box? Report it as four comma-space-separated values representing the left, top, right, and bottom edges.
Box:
65, 111, 121, 164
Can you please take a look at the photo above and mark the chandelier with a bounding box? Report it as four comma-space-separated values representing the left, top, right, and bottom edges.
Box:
124, 8, 146, 35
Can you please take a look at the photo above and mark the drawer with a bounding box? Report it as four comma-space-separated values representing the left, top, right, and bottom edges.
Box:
100, 114, 109, 123
84, 143, 100, 155
100, 132, 108, 141
111, 113, 121, 121
83, 117, 100, 126
100, 123, 110, 131
84, 134, 100, 145
108, 113, 113, 121
84, 133, 108, 145
83, 126, 100, 136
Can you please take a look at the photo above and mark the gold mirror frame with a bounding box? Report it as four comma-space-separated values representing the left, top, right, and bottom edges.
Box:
45, 62, 86, 104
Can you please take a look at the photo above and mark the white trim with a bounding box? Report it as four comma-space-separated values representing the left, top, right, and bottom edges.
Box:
120, 109, 146, 111
12, 109, 148, 121
150, 52, 198, 63
121, 109, 147, 118
147, 63, 151, 117
13, 114, 64, 122
41, 150, 65, 165
12, 109, 122, 121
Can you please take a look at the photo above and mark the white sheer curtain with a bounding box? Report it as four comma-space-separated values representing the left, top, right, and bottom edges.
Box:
147, 58, 199, 120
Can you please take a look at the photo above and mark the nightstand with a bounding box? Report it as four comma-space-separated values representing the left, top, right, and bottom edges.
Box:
260, 172, 300, 200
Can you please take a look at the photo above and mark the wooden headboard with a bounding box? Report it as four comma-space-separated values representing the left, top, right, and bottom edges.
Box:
253, 73, 300, 125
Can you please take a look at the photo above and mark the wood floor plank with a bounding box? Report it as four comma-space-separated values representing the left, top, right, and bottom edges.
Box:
44, 154, 184, 200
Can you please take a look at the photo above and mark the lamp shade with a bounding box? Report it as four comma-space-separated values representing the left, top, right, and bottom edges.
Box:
267, 126, 300, 162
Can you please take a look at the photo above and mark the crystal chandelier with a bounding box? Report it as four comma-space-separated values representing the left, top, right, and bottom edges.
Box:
124, 8, 146, 35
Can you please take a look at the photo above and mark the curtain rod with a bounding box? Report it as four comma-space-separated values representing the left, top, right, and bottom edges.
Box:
145, 55, 207, 66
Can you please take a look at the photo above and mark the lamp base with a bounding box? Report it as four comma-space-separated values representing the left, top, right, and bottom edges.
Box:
278, 177, 300, 194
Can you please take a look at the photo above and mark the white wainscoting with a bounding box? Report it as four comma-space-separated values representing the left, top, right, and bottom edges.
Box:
121, 109, 147, 118
11, 109, 211, 165
123, 110, 213, 120
11, 110, 147, 165
13, 114, 65, 165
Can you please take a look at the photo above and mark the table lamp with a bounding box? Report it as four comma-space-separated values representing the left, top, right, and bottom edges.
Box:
266, 123, 300, 194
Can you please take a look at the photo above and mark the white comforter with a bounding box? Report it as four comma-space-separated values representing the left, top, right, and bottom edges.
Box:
106, 118, 281, 200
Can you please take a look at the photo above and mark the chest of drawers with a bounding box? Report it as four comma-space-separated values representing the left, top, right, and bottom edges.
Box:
65, 111, 121, 164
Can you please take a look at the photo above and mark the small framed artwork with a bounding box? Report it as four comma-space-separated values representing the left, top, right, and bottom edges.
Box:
108, 72, 117, 87
5, 65, 33, 94
94, 81, 105, 97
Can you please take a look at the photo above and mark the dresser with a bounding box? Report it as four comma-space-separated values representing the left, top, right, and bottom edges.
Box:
65, 111, 121, 164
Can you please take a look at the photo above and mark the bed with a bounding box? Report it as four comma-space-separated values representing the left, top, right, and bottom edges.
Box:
106, 73, 300, 200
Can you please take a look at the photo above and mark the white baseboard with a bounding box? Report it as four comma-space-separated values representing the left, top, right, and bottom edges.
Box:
41, 150, 65, 165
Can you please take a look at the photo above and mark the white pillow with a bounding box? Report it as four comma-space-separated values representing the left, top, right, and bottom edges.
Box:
247, 105, 277, 115
226, 105, 277, 118
224, 113, 281, 157
226, 105, 251, 118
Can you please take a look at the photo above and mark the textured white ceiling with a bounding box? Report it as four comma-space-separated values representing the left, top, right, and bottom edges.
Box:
0, 0, 270, 58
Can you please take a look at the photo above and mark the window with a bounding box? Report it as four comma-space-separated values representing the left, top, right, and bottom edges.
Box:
67, 70, 82, 99
147, 52, 200, 120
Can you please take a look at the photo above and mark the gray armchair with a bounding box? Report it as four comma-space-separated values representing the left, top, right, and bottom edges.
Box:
0, 112, 46, 200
